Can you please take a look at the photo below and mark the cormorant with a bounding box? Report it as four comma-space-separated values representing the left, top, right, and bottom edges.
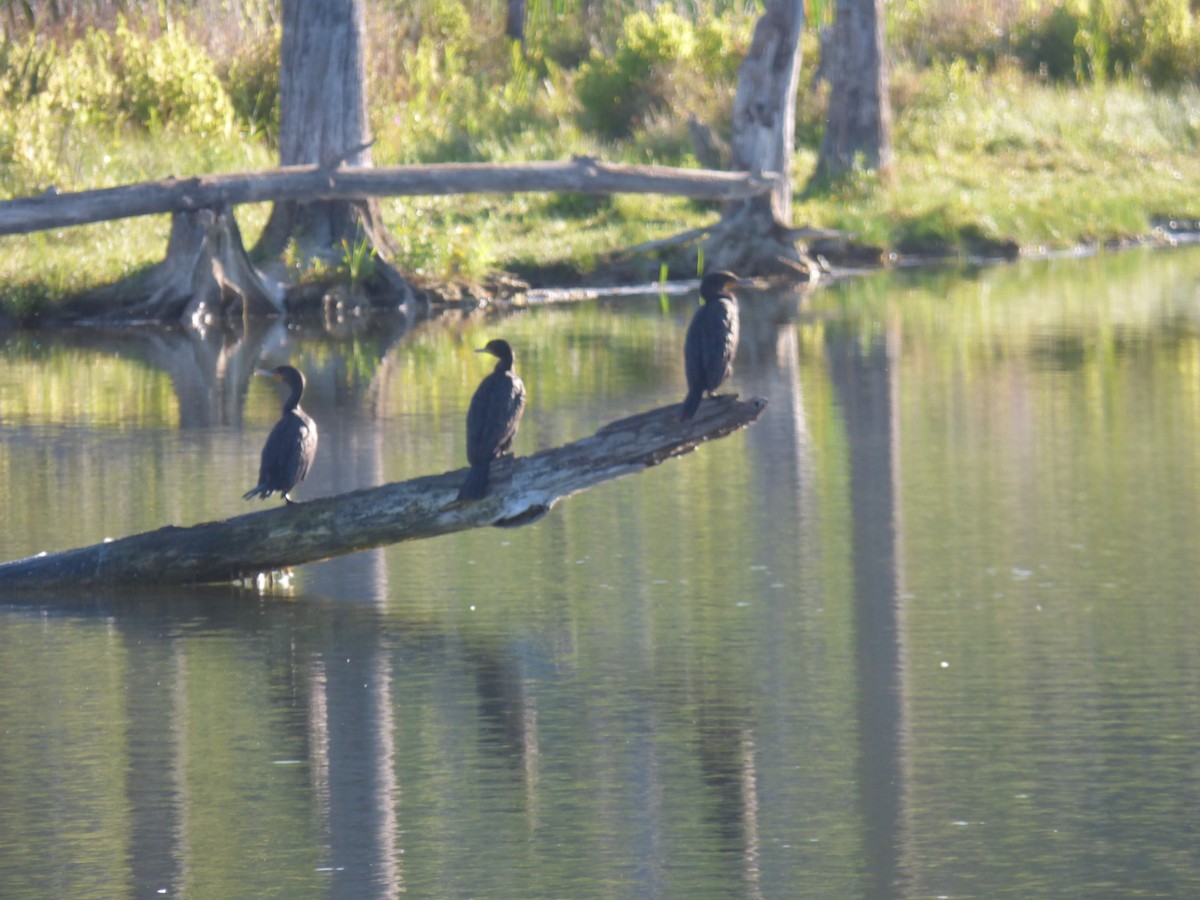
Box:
243, 365, 318, 505
681, 270, 743, 421
458, 339, 527, 500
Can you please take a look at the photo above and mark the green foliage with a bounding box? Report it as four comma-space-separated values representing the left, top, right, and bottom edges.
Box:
576, 8, 695, 139
112, 18, 234, 136
384, 197, 497, 279
1010, 4, 1086, 82
0, 35, 54, 103
42, 27, 121, 127
894, 0, 1200, 88
573, 8, 750, 141
1140, 0, 1198, 88
339, 231, 378, 292
376, 16, 568, 164
0, 16, 252, 198
219, 28, 280, 142
415, 0, 475, 45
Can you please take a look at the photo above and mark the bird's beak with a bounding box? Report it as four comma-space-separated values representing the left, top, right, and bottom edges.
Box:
254, 368, 280, 379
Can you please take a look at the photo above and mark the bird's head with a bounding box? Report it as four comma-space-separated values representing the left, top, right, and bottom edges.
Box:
256, 365, 306, 395
700, 270, 744, 301
476, 339, 515, 363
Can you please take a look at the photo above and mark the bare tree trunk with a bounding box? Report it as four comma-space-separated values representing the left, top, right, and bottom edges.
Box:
505, 0, 526, 44
698, 0, 816, 279
728, 0, 806, 227
811, 0, 892, 182
253, 0, 413, 307
612, 0, 819, 280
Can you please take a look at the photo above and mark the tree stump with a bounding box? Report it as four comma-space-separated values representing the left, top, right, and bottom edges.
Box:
82, 205, 283, 323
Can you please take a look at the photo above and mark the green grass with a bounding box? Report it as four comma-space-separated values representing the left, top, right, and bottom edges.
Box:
795, 63, 1200, 254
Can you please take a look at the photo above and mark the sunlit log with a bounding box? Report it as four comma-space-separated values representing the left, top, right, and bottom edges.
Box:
0, 160, 778, 237
0, 395, 767, 590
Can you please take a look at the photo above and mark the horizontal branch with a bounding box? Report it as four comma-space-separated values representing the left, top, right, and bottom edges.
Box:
0, 159, 778, 237
0, 395, 767, 591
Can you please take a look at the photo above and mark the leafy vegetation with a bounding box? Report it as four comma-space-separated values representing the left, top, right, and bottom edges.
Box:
0, 0, 1197, 310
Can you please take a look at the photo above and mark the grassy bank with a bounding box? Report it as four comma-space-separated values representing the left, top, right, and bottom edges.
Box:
0, 1, 1198, 316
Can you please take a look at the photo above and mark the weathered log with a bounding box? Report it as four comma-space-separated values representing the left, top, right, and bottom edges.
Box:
0, 395, 767, 591
0, 160, 779, 237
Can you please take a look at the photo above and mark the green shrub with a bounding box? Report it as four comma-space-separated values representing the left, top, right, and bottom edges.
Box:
894, 0, 1198, 88
0, 36, 55, 103
43, 27, 121, 127
114, 18, 234, 136
221, 28, 280, 142
1011, 4, 1084, 82
1140, 0, 1197, 88
575, 8, 696, 139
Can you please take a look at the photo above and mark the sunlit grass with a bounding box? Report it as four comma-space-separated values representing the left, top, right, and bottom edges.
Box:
796, 66, 1200, 252
0, 127, 274, 308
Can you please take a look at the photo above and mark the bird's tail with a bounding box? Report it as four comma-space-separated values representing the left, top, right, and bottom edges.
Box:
457, 463, 491, 501
680, 389, 702, 421
243, 484, 270, 501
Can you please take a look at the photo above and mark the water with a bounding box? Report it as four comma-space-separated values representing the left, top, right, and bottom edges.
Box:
2, 247, 1200, 897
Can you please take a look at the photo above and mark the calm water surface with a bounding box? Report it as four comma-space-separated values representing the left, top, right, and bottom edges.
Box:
3, 247, 1200, 898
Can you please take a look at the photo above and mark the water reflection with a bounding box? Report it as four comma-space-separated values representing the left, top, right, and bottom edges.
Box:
4, 247, 1200, 896
826, 324, 910, 898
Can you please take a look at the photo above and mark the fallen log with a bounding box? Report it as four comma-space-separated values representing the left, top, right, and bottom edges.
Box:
0, 395, 767, 591
0, 159, 778, 237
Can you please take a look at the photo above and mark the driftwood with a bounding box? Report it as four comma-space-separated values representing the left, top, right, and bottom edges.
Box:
0, 160, 778, 237
0, 395, 767, 591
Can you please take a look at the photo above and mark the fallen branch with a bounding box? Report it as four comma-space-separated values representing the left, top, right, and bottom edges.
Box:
0, 395, 767, 590
0, 160, 779, 237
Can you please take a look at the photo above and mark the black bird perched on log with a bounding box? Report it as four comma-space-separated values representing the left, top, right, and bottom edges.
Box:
681, 270, 743, 421
459, 339, 527, 500
243, 365, 318, 505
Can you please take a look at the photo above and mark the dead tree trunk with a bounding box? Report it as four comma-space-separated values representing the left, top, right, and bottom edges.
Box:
703, 0, 809, 277
505, 0, 526, 44
253, 0, 413, 308
729, 0, 805, 228
637, 0, 816, 281
810, 0, 892, 183
0, 395, 766, 591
